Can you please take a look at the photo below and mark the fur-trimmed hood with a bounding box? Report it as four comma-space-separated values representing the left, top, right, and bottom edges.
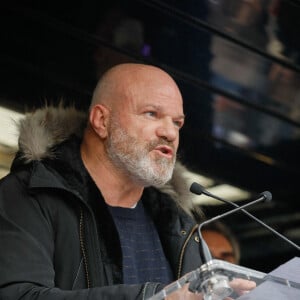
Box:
16, 105, 203, 217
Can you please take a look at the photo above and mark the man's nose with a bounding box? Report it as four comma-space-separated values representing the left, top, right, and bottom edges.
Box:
156, 118, 178, 142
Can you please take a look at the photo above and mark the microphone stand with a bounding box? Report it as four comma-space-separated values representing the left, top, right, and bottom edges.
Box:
190, 182, 300, 252
197, 194, 268, 264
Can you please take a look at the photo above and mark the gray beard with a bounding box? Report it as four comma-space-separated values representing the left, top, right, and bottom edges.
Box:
106, 122, 175, 187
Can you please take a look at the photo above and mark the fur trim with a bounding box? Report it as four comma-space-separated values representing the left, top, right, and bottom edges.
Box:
18, 104, 87, 163
17, 105, 203, 217
159, 162, 205, 218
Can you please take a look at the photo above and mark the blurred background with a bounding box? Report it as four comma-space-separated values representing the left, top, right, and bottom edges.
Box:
0, 0, 300, 272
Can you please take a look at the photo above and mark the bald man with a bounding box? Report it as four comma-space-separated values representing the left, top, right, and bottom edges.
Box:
0, 64, 254, 299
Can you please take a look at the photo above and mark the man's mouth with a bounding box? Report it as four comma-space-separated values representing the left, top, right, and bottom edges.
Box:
153, 145, 174, 158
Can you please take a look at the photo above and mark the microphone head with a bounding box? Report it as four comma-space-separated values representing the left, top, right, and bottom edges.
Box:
261, 191, 272, 202
190, 182, 205, 195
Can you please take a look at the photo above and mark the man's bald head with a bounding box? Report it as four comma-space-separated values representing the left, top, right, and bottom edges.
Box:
83, 63, 184, 189
90, 63, 182, 110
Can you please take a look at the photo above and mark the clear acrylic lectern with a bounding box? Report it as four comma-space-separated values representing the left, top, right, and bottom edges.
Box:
148, 257, 300, 300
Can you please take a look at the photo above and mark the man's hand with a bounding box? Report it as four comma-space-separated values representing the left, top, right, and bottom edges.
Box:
229, 278, 256, 297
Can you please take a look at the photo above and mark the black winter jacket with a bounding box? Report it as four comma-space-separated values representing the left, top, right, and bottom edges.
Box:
0, 106, 203, 300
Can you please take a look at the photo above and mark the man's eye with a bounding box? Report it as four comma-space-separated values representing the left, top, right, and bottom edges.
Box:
173, 120, 183, 128
145, 111, 157, 117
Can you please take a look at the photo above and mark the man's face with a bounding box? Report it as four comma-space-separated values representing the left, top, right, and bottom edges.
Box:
202, 230, 237, 264
106, 77, 184, 187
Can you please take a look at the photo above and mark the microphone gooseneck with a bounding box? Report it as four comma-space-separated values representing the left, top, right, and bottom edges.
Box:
197, 193, 268, 263
191, 182, 300, 252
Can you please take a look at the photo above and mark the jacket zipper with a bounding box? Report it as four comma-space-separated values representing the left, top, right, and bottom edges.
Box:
177, 224, 199, 279
79, 207, 91, 288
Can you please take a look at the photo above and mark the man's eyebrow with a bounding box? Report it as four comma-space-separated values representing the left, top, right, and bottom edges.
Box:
143, 104, 160, 110
173, 114, 185, 123
143, 104, 185, 119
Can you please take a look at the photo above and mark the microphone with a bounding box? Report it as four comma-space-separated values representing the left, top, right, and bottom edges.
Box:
190, 182, 272, 203
196, 193, 270, 263
190, 182, 300, 254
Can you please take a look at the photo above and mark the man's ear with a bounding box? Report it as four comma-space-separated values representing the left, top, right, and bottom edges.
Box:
89, 104, 110, 138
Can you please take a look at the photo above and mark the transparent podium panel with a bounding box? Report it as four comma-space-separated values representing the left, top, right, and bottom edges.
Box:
148, 258, 300, 300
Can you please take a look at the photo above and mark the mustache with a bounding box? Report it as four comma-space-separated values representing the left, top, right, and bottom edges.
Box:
148, 139, 176, 152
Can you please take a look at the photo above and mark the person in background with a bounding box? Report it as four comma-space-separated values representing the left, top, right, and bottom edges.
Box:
202, 221, 241, 264
0, 63, 255, 299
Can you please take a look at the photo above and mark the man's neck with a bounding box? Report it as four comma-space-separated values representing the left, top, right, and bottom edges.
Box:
80, 142, 143, 208
97, 173, 143, 208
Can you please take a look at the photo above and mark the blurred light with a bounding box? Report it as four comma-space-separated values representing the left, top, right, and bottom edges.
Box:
193, 184, 251, 205
0, 167, 9, 179
0, 106, 24, 149
285, 227, 300, 239
182, 170, 215, 189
